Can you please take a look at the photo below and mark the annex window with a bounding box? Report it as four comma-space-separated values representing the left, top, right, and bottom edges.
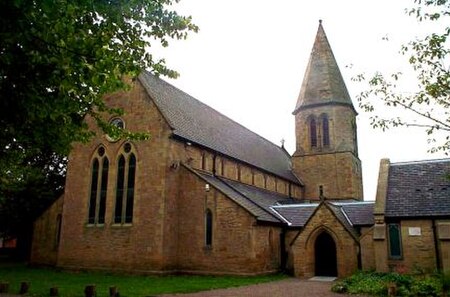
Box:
388, 223, 402, 259
114, 143, 137, 224
309, 118, 318, 148
88, 146, 109, 225
321, 115, 330, 147
205, 209, 213, 247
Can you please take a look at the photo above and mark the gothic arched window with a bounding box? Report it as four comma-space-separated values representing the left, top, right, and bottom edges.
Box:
205, 209, 213, 247
321, 115, 330, 147
88, 146, 109, 225
310, 118, 318, 148
114, 143, 137, 224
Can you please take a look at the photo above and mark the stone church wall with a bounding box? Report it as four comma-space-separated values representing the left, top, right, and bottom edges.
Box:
30, 196, 64, 266
55, 80, 176, 272
359, 227, 375, 271
176, 166, 282, 274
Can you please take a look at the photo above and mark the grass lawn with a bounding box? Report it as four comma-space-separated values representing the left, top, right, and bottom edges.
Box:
0, 262, 287, 297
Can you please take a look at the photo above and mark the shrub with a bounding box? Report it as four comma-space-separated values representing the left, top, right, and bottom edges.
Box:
332, 271, 442, 297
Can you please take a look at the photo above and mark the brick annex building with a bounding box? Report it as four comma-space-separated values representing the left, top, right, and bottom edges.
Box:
31, 23, 450, 277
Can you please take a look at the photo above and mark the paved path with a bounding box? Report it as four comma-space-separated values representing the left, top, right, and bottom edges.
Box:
160, 278, 369, 297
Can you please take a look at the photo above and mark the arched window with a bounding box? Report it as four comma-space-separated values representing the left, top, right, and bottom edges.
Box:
88, 146, 109, 225
205, 209, 213, 247
322, 115, 330, 147
310, 118, 317, 148
114, 143, 137, 224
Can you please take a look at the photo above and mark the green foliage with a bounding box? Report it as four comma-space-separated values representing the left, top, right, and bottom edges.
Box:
354, 0, 450, 153
0, 263, 286, 296
332, 271, 443, 297
0, 0, 197, 238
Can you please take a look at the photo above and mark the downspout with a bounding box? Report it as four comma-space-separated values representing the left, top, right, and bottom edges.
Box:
432, 219, 441, 272
212, 154, 216, 176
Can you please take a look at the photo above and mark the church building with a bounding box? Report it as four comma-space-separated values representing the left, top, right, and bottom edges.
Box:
30, 22, 450, 277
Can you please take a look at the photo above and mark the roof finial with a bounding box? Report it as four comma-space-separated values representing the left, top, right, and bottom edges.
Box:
319, 19, 322, 25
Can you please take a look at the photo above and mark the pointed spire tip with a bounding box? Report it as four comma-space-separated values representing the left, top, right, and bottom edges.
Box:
319, 19, 322, 24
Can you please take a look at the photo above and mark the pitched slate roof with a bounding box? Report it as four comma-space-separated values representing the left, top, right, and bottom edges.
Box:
331, 202, 375, 226
293, 21, 355, 115
385, 159, 450, 218
194, 170, 284, 223
272, 204, 318, 227
271, 201, 374, 228
139, 72, 300, 184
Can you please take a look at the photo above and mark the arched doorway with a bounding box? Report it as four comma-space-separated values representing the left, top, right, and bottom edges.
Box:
315, 231, 337, 276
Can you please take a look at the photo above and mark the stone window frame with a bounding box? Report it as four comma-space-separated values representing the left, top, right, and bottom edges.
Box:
388, 223, 403, 260
113, 142, 137, 225
87, 145, 109, 226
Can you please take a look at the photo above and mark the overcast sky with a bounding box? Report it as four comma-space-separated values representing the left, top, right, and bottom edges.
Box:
153, 0, 448, 200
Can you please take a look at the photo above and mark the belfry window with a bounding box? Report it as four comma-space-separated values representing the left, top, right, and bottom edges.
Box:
205, 209, 213, 247
322, 115, 330, 147
114, 143, 137, 224
88, 146, 109, 225
388, 223, 402, 259
310, 118, 318, 148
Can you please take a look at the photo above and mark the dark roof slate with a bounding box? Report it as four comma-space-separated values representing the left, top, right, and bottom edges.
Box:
272, 204, 318, 227
385, 159, 450, 218
331, 202, 375, 226
195, 171, 283, 223
139, 72, 300, 183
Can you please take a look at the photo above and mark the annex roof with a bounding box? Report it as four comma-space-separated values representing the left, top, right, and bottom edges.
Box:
385, 158, 450, 218
139, 72, 300, 184
272, 200, 374, 228
293, 21, 355, 115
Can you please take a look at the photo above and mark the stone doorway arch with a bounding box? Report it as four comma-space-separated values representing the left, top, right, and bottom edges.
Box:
314, 231, 337, 276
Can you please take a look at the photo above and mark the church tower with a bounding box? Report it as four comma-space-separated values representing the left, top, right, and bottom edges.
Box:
292, 21, 363, 200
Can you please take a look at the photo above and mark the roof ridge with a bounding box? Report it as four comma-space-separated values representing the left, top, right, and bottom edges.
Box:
391, 158, 450, 166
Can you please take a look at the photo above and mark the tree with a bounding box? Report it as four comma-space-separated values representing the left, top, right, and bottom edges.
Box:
355, 0, 450, 153
0, 0, 197, 246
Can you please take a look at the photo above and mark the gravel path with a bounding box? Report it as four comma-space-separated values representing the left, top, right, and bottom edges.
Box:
160, 278, 368, 297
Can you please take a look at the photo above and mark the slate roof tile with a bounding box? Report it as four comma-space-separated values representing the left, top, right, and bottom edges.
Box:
331, 202, 375, 226
139, 72, 300, 183
271, 204, 318, 227
385, 159, 450, 218
195, 171, 284, 223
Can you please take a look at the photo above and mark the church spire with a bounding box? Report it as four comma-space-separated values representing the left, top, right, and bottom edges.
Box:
293, 21, 355, 115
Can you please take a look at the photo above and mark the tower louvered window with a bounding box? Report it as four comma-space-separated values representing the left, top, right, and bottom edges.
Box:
88, 146, 109, 225
322, 116, 330, 147
310, 118, 317, 148
114, 143, 137, 224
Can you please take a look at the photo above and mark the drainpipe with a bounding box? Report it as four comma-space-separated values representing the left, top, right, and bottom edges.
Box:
432, 219, 441, 272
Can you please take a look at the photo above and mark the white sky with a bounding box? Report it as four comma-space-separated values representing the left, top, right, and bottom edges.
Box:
153, 0, 448, 200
